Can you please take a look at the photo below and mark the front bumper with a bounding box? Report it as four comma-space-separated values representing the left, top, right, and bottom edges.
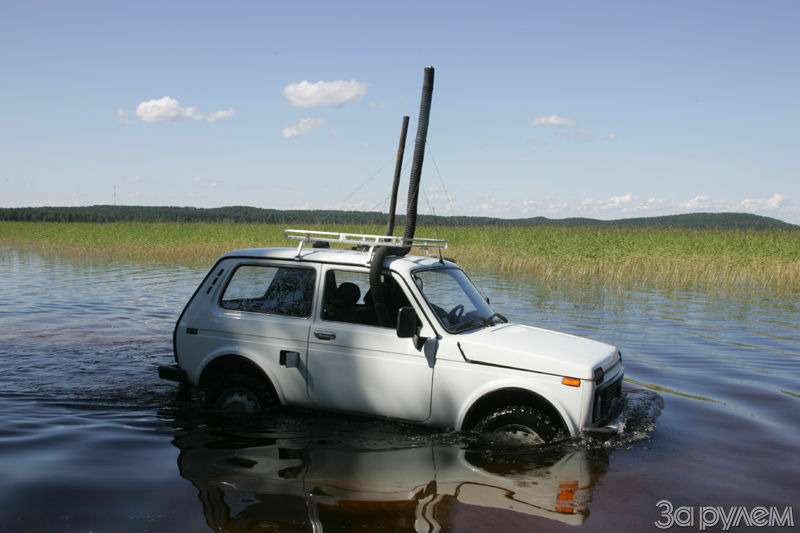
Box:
582, 395, 624, 436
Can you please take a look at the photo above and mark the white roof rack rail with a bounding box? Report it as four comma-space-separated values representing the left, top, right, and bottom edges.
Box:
284, 229, 448, 264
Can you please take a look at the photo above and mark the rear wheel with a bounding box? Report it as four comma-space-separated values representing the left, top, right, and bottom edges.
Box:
473, 405, 565, 445
206, 373, 276, 414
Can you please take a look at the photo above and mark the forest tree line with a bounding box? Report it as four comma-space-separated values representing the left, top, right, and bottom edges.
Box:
0, 205, 794, 229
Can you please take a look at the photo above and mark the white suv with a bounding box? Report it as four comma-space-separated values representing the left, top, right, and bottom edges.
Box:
160, 239, 623, 443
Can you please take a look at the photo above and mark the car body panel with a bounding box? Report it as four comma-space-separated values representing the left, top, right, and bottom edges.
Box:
458, 324, 619, 380
429, 357, 583, 434
176, 258, 319, 406
306, 315, 434, 421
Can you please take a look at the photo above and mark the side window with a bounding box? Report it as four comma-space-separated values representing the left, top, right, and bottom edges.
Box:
221, 265, 315, 318
321, 269, 411, 327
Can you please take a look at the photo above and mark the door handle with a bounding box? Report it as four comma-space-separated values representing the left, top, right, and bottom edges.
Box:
280, 350, 300, 368
314, 330, 336, 341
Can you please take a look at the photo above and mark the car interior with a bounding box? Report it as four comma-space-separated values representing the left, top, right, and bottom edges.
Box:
321, 270, 412, 327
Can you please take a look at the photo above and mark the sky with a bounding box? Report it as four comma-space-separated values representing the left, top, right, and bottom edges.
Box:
1, 1, 798, 222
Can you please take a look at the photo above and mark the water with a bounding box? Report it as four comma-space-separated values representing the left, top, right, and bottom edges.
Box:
1, 248, 798, 532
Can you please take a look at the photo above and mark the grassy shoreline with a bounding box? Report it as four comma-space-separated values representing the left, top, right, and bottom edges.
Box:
2, 221, 799, 294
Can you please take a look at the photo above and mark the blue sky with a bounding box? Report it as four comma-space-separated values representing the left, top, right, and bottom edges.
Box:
1, 1, 798, 221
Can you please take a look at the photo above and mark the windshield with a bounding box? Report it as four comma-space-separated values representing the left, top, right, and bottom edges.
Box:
412, 268, 506, 333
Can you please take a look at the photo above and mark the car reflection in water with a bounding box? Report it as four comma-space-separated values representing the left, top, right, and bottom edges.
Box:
173, 423, 609, 531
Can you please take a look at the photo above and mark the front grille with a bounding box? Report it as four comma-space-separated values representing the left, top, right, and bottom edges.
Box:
592, 375, 623, 424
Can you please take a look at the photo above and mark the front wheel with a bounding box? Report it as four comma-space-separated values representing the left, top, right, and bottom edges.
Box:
473, 405, 565, 446
206, 373, 276, 414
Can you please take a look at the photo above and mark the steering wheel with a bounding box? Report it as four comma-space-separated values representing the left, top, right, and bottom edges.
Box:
447, 304, 465, 324
430, 303, 447, 319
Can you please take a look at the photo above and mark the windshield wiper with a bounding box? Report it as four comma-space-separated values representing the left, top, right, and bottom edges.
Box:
451, 319, 486, 334
482, 312, 508, 326
451, 313, 508, 333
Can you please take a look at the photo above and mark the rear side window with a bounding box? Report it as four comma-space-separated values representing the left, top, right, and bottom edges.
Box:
221, 265, 315, 318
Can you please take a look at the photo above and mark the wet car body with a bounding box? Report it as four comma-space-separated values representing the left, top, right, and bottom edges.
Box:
162, 246, 624, 438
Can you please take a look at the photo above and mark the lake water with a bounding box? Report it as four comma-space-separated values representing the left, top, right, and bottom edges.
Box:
1, 248, 798, 532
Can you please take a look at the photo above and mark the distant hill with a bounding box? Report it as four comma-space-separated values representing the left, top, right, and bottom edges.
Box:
0, 206, 795, 229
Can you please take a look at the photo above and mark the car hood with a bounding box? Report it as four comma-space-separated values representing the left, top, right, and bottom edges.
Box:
457, 324, 619, 380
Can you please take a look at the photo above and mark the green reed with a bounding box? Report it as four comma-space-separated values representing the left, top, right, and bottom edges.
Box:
2, 222, 798, 294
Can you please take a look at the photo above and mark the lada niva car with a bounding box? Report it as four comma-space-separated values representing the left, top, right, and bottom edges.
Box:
159, 230, 623, 444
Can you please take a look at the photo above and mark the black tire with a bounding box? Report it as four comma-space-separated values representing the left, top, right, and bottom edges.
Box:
205, 372, 276, 414
473, 405, 565, 445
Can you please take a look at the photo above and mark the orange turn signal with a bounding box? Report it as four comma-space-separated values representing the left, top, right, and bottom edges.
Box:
561, 376, 581, 387
556, 481, 579, 513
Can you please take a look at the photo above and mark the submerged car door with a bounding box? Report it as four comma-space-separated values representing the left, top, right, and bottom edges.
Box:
306, 266, 433, 422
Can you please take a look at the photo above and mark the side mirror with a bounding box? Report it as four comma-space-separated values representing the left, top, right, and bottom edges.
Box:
396, 307, 417, 338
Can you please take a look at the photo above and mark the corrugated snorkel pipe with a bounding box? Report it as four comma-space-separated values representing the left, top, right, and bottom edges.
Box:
386, 115, 410, 236
371, 66, 434, 327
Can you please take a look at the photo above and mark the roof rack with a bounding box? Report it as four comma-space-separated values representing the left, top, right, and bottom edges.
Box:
284, 229, 448, 264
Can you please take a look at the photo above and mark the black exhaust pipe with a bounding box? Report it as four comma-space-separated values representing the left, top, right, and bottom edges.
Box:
402, 66, 434, 245
371, 67, 434, 327
386, 115, 409, 236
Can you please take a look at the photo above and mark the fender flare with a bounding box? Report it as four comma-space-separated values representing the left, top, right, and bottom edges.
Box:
456, 379, 578, 436
195, 348, 286, 405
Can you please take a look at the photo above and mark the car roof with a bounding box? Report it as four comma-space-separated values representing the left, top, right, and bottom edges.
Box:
222, 247, 457, 273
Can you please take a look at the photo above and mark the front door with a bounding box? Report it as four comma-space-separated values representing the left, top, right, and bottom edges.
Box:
307, 267, 433, 422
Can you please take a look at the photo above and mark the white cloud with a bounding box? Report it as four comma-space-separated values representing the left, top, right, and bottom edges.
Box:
580, 193, 634, 211
740, 193, 785, 210
479, 194, 640, 217
554, 127, 595, 142
282, 117, 325, 138
606, 193, 633, 207
283, 79, 367, 108
683, 194, 712, 210
116, 109, 129, 123
634, 197, 665, 211
134, 96, 235, 123
532, 115, 576, 127
531, 116, 619, 143
476, 196, 514, 216
204, 109, 235, 122
521, 198, 569, 214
